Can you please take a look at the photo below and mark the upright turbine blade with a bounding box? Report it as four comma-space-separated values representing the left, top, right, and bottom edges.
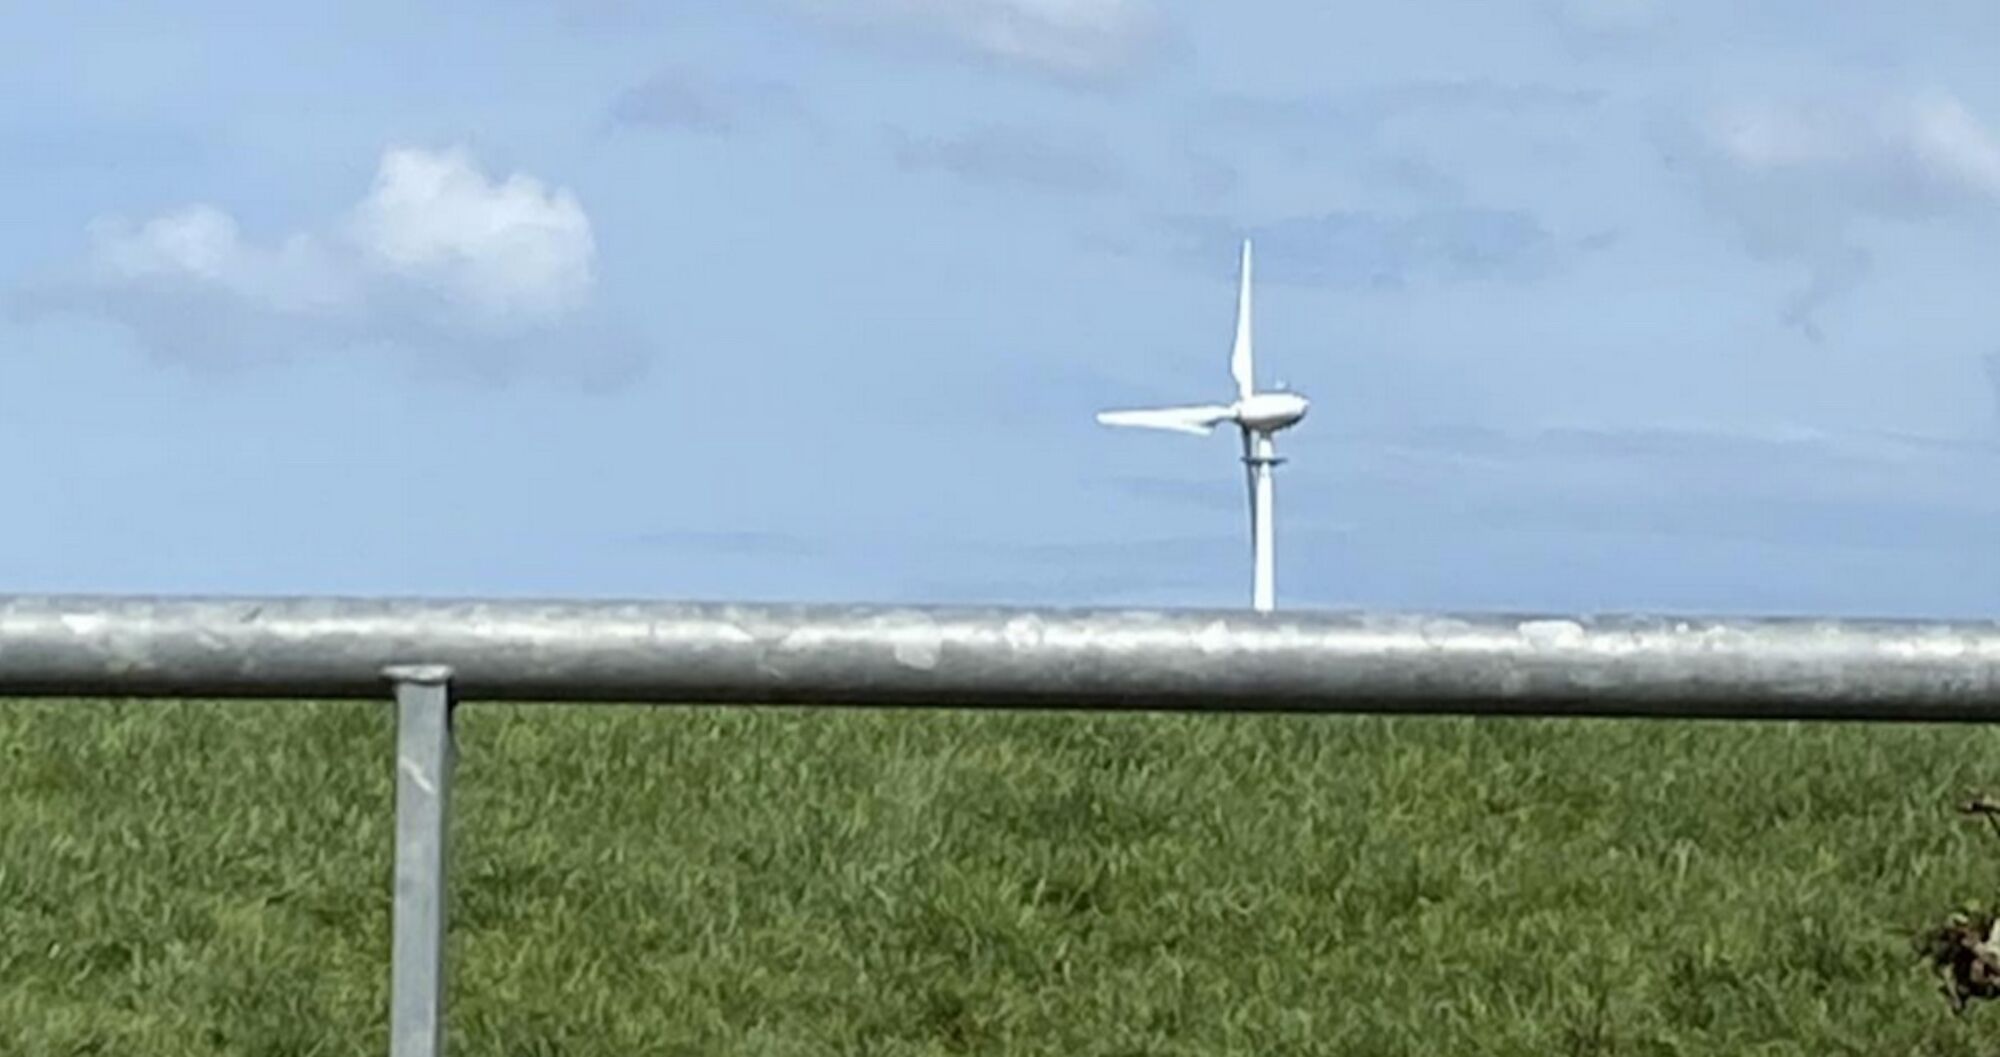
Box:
1229, 239, 1254, 401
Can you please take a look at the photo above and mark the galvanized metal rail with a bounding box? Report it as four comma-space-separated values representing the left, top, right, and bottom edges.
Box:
8, 593, 2000, 1056
9, 594, 2000, 719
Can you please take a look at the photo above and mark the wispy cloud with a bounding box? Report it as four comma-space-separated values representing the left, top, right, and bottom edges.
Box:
1384, 421, 2000, 556
1169, 207, 1555, 289
1100, 476, 1246, 513
1704, 91, 2000, 213
1355, 420, 1975, 467
888, 123, 1123, 194
789, 0, 1170, 85
17, 146, 642, 383
1369, 78, 1607, 116
609, 69, 809, 136
1547, 0, 1668, 47
1683, 89, 2000, 339
1210, 78, 1605, 139
908, 533, 1290, 606
626, 528, 824, 557
1196, 79, 1605, 201
1180, 150, 1240, 200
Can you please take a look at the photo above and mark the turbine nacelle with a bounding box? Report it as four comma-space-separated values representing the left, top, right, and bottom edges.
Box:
1234, 391, 1309, 433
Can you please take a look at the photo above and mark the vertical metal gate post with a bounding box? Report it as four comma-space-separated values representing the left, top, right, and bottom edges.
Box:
384, 665, 456, 1057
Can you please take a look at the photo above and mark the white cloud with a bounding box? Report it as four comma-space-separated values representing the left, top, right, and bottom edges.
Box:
25, 146, 632, 380
86, 205, 356, 314
348, 147, 595, 322
1689, 90, 2000, 338
797, 0, 1165, 81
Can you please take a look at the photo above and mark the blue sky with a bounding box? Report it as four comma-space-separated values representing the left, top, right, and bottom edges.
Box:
5, 0, 2000, 616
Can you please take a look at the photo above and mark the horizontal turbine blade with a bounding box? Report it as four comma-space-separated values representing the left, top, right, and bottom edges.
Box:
1096, 405, 1237, 435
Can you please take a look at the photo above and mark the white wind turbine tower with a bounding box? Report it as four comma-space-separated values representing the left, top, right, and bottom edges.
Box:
1096, 240, 1310, 612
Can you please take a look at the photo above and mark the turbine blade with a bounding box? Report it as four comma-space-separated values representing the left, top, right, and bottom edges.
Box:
1096, 405, 1235, 435
1229, 239, 1254, 401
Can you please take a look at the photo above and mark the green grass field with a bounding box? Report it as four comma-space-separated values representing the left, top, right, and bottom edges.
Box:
5, 700, 2000, 1055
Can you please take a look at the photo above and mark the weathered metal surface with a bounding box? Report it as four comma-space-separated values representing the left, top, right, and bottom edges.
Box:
386, 666, 454, 1057
3, 594, 2000, 720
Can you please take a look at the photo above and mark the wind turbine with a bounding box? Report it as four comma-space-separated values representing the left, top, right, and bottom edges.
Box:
1096, 240, 1309, 613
